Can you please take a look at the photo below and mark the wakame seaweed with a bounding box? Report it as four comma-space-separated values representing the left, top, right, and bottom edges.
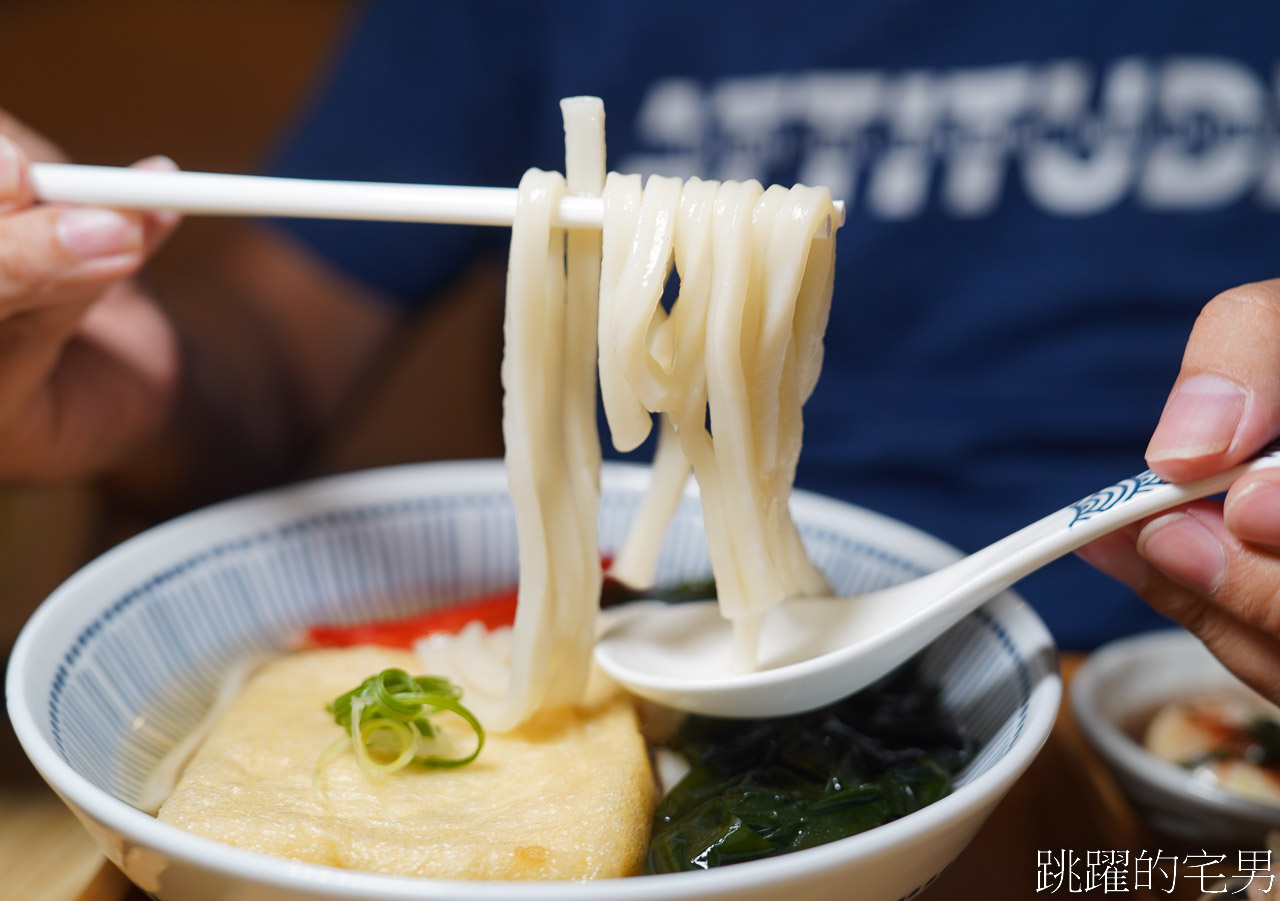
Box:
600, 574, 718, 608
647, 661, 973, 874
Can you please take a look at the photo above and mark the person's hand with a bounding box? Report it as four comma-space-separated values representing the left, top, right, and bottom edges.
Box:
1078, 278, 1280, 701
0, 110, 180, 481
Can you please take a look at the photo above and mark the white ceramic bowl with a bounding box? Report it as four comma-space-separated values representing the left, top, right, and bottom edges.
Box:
8, 461, 1060, 901
1072, 629, 1280, 845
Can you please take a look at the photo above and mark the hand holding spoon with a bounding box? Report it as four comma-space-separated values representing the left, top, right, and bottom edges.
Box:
595, 445, 1280, 718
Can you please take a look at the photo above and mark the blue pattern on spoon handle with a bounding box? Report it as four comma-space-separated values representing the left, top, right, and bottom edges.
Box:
924, 440, 1280, 624
592, 441, 1280, 718
1067, 441, 1280, 530
1068, 472, 1164, 526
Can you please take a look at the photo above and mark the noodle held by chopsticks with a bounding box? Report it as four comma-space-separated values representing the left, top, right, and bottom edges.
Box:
424, 97, 841, 720
606, 178, 839, 670
430, 99, 608, 732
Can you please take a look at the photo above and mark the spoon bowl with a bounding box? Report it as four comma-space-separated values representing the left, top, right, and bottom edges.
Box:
596, 446, 1280, 717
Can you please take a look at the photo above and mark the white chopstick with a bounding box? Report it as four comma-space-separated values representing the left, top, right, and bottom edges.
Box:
29, 163, 845, 236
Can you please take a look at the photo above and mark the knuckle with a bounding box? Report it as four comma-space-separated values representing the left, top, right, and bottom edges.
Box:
1160, 577, 1252, 656
1227, 559, 1280, 635
1174, 587, 1218, 637
1190, 529, 1280, 635
0, 211, 75, 312
1140, 573, 1213, 633
0, 308, 58, 362
0, 311, 64, 426
0, 231, 40, 305
0, 246, 33, 308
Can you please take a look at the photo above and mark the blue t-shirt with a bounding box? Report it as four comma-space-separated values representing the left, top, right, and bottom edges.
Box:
271, 0, 1280, 649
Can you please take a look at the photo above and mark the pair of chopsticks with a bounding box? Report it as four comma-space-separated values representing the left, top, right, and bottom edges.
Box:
29, 163, 846, 236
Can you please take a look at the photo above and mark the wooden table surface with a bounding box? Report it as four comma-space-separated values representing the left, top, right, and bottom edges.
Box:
1, 653, 1240, 901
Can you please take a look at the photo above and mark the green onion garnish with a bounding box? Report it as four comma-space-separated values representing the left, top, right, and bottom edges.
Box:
314, 669, 485, 795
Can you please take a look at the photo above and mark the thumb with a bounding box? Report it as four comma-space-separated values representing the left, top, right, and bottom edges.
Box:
1146, 280, 1280, 482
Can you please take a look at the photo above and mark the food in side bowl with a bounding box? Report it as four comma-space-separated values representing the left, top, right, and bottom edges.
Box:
156, 646, 654, 880
1144, 692, 1280, 806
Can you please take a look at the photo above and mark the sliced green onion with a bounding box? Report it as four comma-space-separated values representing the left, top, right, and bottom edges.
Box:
316, 669, 485, 792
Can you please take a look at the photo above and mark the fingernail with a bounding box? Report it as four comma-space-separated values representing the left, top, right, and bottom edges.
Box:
133, 155, 178, 172
0, 135, 20, 204
1147, 374, 1246, 464
1139, 512, 1226, 594
57, 208, 142, 258
150, 208, 181, 232
1226, 480, 1280, 545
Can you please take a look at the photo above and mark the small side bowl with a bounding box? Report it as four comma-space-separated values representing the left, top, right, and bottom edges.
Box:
8, 461, 1060, 901
1072, 629, 1280, 845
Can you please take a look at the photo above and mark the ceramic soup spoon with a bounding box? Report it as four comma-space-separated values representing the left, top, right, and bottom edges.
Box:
595, 445, 1280, 718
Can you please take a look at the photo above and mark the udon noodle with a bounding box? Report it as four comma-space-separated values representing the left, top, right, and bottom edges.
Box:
427, 97, 841, 729
600, 172, 837, 671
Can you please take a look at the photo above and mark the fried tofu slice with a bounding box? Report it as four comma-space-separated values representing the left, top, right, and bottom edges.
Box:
157, 646, 654, 880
